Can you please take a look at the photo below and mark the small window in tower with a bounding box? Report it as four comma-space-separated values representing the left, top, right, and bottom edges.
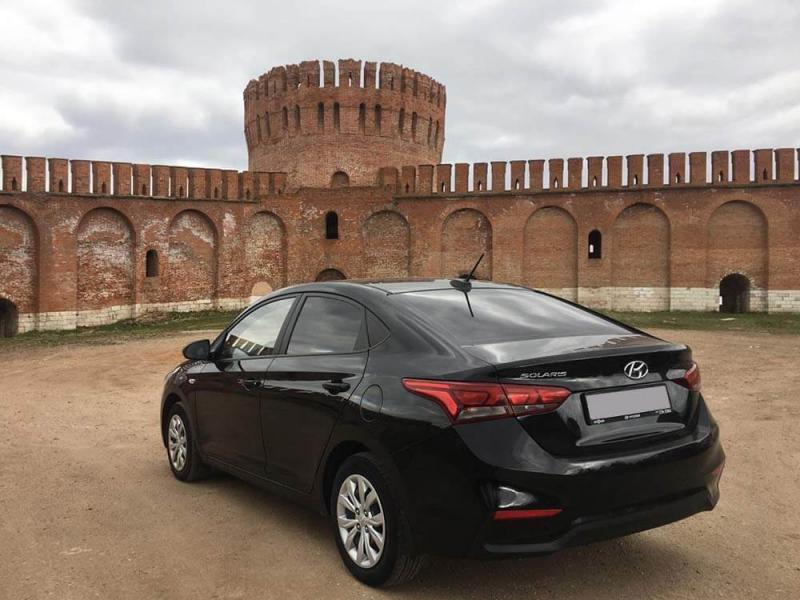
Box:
434, 121, 439, 147
375, 105, 382, 134
331, 171, 349, 188
632, 175, 639, 186
282, 107, 288, 131
101, 182, 107, 194
141, 184, 147, 195
762, 168, 768, 181
675, 172, 682, 184
411, 112, 418, 141
333, 103, 340, 132
358, 103, 366, 134
214, 187, 219, 199
317, 103, 324, 130
11, 178, 17, 191
592, 176, 598, 187
265, 111, 271, 137
588, 230, 602, 259
325, 211, 339, 240
553, 178, 559, 189
58, 179, 64, 192
145, 249, 159, 278
294, 105, 301, 131
427, 117, 432, 145
718, 171, 724, 182
399, 109, 405, 134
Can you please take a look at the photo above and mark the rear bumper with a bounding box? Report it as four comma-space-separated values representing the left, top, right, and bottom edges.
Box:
481, 485, 717, 556
391, 404, 724, 558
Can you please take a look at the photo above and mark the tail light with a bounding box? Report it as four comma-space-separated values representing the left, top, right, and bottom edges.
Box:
674, 362, 701, 392
402, 378, 571, 423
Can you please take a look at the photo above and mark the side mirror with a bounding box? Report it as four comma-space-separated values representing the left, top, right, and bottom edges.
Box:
183, 339, 211, 361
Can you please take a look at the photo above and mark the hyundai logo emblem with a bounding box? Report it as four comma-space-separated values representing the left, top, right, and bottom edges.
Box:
623, 360, 649, 380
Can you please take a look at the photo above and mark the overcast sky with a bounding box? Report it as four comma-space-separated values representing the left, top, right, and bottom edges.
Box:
1, 0, 798, 170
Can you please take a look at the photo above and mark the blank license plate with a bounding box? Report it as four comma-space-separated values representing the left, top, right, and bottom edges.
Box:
585, 386, 671, 424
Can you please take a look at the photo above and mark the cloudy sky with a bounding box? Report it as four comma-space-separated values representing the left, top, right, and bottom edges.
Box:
1, 0, 798, 170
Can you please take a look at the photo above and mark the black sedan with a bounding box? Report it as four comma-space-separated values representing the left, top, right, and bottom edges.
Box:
160, 279, 724, 587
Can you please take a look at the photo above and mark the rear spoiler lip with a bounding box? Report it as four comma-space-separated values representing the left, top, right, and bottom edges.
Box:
463, 340, 689, 370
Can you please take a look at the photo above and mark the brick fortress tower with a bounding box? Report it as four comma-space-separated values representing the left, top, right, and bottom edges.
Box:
243, 59, 445, 188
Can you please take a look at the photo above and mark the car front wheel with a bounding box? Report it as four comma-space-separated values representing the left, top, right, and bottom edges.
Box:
166, 403, 209, 482
330, 453, 424, 587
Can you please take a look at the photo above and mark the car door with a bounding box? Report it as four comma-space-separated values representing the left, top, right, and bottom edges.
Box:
261, 294, 368, 492
194, 296, 297, 474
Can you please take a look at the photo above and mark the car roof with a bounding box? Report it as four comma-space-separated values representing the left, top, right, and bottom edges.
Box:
276, 278, 529, 298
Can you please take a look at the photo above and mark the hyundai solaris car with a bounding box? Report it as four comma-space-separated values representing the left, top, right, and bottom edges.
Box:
160, 278, 724, 587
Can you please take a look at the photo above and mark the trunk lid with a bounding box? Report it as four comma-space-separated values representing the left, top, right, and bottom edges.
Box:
464, 333, 698, 457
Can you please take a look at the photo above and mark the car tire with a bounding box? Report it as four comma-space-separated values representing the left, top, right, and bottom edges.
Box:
330, 452, 425, 587
166, 402, 210, 482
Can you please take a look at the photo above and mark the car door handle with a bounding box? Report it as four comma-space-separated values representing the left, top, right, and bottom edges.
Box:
322, 381, 350, 395
237, 378, 262, 391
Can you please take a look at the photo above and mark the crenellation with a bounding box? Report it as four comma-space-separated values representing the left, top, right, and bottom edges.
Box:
400, 166, 416, 195
112, 162, 132, 195
627, 155, 643, 187
731, 149, 750, 183
668, 153, 685, 185
239, 171, 254, 199
549, 158, 564, 189
364, 61, 377, 88
222, 169, 239, 199
26, 157, 46, 192
132, 164, 151, 196
1, 155, 22, 192
587, 156, 603, 187
567, 157, 582, 189
338, 59, 362, 87
152, 165, 170, 196
436, 163, 452, 193
689, 152, 706, 184
528, 160, 544, 190
170, 166, 188, 198
473, 163, 488, 192
206, 169, 223, 199
775, 148, 795, 182
71, 160, 90, 194
491, 161, 506, 192
454, 163, 469, 193
92, 161, 111, 194
323, 61, 335, 87
299, 60, 320, 88
753, 148, 773, 182
509, 160, 525, 190
49, 158, 69, 193
286, 63, 300, 90
711, 150, 729, 183
188, 168, 206, 199
417, 164, 434, 194
607, 156, 622, 187
647, 154, 664, 186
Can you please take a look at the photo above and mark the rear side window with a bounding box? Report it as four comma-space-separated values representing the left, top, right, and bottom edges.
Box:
287, 296, 366, 355
221, 296, 295, 359
391, 289, 630, 346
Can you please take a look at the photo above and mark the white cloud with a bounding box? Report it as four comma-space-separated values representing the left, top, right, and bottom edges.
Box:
0, 0, 797, 168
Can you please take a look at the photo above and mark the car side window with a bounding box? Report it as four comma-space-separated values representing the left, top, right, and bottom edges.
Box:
286, 296, 366, 355
220, 297, 295, 360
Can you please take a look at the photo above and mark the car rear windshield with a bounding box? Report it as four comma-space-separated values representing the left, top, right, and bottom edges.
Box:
391, 288, 631, 345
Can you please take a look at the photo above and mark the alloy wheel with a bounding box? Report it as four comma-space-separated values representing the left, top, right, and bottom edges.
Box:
168, 414, 188, 471
336, 474, 386, 568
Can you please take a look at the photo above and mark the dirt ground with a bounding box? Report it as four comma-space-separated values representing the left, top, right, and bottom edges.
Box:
1, 328, 799, 599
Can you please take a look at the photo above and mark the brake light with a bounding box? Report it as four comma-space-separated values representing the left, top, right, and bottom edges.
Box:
675, 362, 701, 392
402, 379, 571, 423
